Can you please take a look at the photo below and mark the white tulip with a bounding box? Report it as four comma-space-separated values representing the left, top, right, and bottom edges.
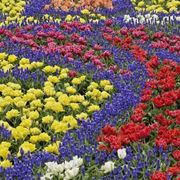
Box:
64, 156, 83, 170
64, 167, 79, 180
152, 14, 159, 20
64, 160, 74, 170
73, 156, 83, 167
117, 148, 127, 159
40, 172, 53, 180
175, 16, 180, 21
42, 156, 83, 179
100, 161, 115, 174
145, 13, 151, 19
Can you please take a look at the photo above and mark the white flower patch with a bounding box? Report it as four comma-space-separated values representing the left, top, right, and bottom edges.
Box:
117, 148, 127, 159
64, 156, 83, 170
45, 161, 65, 175
123, 13, 180, 25
100, 161, 115, 174
40, 173, 53, 180
41, 156, 83, 180
64, 167, 80, 180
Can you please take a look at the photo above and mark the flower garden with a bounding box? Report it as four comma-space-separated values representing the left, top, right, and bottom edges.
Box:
0, 0, 179, 179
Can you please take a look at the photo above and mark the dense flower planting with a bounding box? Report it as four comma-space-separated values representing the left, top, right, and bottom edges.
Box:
0, 0, 179, 179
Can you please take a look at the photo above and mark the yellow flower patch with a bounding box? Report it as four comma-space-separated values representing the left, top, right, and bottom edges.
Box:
0, 52, 115, 162
132, 0, 180, 13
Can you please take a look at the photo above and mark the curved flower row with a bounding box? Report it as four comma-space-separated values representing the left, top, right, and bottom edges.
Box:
0, 51, 117, 168
0, 0, 179, 179
1, 0, 179, 27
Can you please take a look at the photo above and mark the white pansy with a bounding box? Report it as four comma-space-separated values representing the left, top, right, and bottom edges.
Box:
64, 167, 79, 180
100, 161, 115, 174
117, 148, 127, 159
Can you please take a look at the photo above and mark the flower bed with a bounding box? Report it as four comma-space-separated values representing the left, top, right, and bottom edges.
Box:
0, 0, 179, 179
